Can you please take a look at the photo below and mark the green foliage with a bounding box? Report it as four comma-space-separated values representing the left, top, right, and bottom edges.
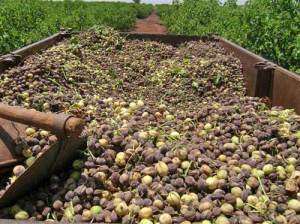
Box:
0, 0, 152, 54
157, 0, 300, 73
133, 3, 153, 19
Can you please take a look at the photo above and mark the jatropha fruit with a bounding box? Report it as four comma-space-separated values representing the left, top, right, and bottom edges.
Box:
0, 27, 299, 224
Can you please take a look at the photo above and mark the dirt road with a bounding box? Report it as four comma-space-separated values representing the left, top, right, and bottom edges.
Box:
131, 11, 167, 34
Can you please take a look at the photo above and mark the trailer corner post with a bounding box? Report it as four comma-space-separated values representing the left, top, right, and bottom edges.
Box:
254, 61, 275, 101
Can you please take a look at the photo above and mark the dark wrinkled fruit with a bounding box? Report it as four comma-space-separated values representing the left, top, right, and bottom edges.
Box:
0, 27, 299, 224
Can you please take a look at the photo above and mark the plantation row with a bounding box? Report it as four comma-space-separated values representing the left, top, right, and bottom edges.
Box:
157, 0, 300, 74
0, 0, 152, 55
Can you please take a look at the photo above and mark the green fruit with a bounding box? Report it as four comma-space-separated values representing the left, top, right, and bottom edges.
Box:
169, 131, 180, 139
155, 161, 169, 176
25, 127, 35, 136
181, 194, 193, 204
215, 215, 230, 224
165, 114, 174, 121
99, 138, 109, 147
259, 195, 269, 203
21, 92, 29, 99
40, 130, 49, 137
115, 201, 129, 216
153, 199, 164, 209
142, 112, 149, 118
240, 135, 251, 143
115, 152, 126, 166
231, 187, 242, 197
276, 166, 285, 172
113, 198, 123, 206
236, 198, 244, 209
70, 171, 81, 181
9, 175, 17, 184
262, 221, 272, 224
90, 205, 102, 215
149, 129, 158, 137
247, 195, 258, 205
159, 213, 172, 224
201, 221, 212, 224
294, 131, 300, 139
241, 164, 251, 171
218, 155, 227, 162
167, 191, 181, 207
220, 203, 234, 215
64, 207, 74, 221
288, 199, 300, 212
15, 211, 29, 220
138, 207, 153, 219
139, 219, 153, 224
262, 164, 274, 175
77, 100, 85, 108
277, 169, 286, 180
10, 205, 22, 215
128, 204, 140, 215
129, 102, 138, 110
287, 157, 297, 165
189, 192, 198, 201
223, 142, 237, 151
82, 210, 93, 221
94, 171, 107, 183
139, 131, 148, 140
72, 160, 84, 170
192, 81, 199, 89
42, 102, 50, 111
137, 100, 144, 107
204, 123, 212, 130
206, 176, 219, 190
198, 130, 207, 137
251, 168, 264, 178
275, 215, 287, 224
25, 156, 36, 167
181, 222, 192, 224
286, 164, 295, 173
156, 141, 165, 148
181, 161, 190, 170
217, 169, 228, 179
231, 136, 239, 144
22, 148, 33, 158
142, 175, 153, 185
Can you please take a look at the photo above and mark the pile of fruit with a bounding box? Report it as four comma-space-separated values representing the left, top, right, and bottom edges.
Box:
0, 27, 300, 223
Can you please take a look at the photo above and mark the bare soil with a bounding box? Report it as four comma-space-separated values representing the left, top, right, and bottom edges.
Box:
131, 11, 167, 34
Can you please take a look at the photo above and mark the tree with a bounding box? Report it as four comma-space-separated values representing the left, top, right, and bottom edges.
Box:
133, 0, 141, 4
224, 0, 238, 7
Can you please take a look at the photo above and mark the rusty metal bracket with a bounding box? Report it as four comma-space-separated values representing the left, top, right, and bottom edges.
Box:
0, 103, 85, 207
254, 61, 276, 100
0, 103, 84, 138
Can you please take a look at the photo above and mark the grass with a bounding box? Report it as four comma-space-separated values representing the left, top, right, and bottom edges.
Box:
0, 0, 152, 54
